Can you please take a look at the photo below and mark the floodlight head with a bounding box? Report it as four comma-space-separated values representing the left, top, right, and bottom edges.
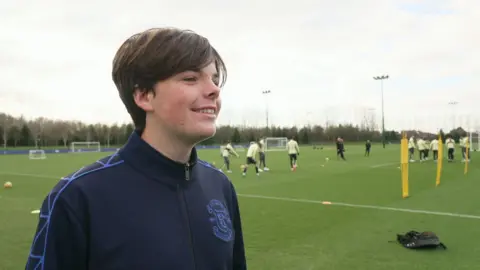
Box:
374, 75, 389, 80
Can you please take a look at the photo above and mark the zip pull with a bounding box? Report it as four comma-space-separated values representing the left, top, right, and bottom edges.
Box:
185, 163, 190, 181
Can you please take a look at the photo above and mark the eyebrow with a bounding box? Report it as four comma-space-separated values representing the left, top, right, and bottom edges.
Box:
196, 69, 219, 79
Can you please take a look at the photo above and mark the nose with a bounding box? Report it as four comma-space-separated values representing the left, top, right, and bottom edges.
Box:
205, 81, 220, 99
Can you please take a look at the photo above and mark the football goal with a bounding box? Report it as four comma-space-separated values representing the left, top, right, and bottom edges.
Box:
29, 149, 46, 160
233, 145, 245, 152
70, 141, 101, 153
264, 137, 288, 151
470, 131, 479, 151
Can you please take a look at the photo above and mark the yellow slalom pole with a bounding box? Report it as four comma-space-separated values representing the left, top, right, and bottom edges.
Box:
400, 132, 409, 198
436, 133, 443, 186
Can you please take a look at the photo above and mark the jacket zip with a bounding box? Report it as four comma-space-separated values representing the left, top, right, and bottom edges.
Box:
185, 163, 190, 181
178, 164, 196, 269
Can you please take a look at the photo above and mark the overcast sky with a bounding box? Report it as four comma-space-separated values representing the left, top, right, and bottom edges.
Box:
1, 0, 479, 132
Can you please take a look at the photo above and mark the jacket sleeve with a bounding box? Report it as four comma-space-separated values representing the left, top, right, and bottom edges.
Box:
25, 193, 87, 270
230, 184, 247, 270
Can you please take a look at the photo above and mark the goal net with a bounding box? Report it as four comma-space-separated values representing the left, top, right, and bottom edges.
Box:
29, 149, 46, 160
470, 132, 479, 151
70, 141, 101, 153
264, 137, 288, 151
232, 145, 245, 152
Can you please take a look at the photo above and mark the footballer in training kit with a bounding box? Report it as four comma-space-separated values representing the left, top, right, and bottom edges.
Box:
336, 137, 346, 160
446, 135, 455, 161
25, 27, 246, 270
243, 141, 260, 176
221, 140, 239, 173
408, 136, 416, 161
286, 137, 300, 171
417, 137, 427, 161
460, 135, 470, 162
258, 137, 269, 171
430, 138, 439, 161
365, 140, 371, 157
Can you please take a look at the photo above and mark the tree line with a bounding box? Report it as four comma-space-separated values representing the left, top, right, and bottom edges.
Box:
0, 112, 468, 149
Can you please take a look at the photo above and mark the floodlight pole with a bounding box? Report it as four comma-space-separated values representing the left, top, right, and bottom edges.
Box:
374, 75, 389, 148
448, 101, 458, 130
366, 107, 376, 131
306, 111, 312, 127
262, 90, 271, 129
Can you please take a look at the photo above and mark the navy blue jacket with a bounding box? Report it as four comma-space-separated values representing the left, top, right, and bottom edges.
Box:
25, 131, 247, 270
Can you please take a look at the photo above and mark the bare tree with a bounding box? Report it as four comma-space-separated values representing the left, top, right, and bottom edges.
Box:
8, 116, 24, 147
27, 117, 47, 148
0, 113, 14, 148
102, 124, 112, 147
42, 119, 59, 146
110, 124, 122, 145
361, 112, 369, 131
368, 112, 377, 131
77, 121, 88, 141
56, 120, 73, 147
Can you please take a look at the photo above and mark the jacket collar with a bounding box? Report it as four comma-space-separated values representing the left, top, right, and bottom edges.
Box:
119, 130, 197, 187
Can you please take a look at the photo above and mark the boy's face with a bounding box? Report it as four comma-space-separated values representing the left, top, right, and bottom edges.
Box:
137, 62, 221, 144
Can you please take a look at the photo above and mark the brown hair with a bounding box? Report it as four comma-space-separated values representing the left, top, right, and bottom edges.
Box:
112, 27, 227, 130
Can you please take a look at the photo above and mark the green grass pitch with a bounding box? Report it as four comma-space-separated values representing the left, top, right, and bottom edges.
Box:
1, 145, 480, 269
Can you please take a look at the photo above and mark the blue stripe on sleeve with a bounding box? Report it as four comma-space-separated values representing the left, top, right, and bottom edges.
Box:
26, 153, 124, 270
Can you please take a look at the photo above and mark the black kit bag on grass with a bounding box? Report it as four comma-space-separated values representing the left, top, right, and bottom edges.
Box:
396, 231, 447, 250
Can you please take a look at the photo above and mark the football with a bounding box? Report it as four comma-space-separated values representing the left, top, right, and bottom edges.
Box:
4, 181, 13, 189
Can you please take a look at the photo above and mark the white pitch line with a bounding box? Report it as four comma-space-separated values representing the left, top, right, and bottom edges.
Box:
370, 162, 398, 168
237, 194, 480, 220
0, 172, 62, 179
4, 171, 480, 220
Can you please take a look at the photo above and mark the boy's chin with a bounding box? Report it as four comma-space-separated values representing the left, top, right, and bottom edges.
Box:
188, 126, 217, 142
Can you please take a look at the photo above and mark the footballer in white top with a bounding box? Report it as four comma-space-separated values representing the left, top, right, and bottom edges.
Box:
430, 138, 439, 161
460, 135, 470, 162
242, 141, 260, 176
286, 137, 300, 171
257, 138, 270, 172
416, 138, 427, 162
445, 135, 455, 161
408, 136, 416, 161
220, 141, 239, 173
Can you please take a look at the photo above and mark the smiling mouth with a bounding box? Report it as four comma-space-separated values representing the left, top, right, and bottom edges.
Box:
192, 108, 216, 114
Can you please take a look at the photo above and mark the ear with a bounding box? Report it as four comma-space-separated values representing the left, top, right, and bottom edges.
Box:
133, 89, 155, 112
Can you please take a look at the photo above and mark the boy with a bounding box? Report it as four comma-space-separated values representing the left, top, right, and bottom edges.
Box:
25, 27, 246, 270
